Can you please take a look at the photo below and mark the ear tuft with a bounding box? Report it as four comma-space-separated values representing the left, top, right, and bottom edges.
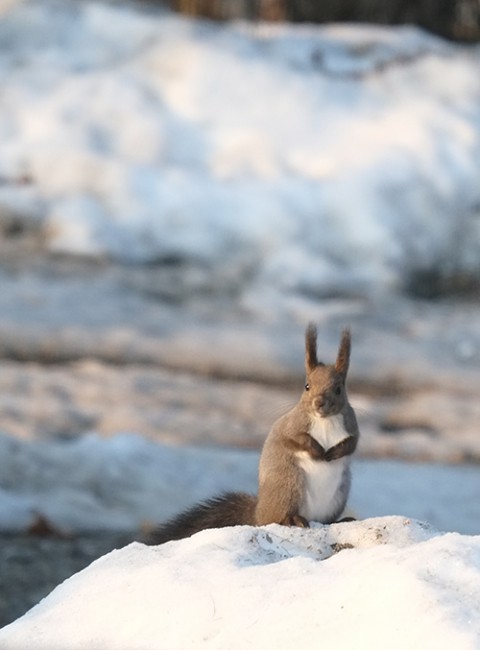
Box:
305, 322, 318, 371
335, 328, 351, 377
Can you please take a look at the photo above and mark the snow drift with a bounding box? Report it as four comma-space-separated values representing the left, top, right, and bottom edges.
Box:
1, 517, 479, 649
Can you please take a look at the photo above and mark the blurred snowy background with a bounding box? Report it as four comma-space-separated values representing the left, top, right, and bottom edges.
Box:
0, 0, 479, 627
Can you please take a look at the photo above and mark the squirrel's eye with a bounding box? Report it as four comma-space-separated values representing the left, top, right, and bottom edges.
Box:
334, 386, 342, 395
304, 383, 310, 391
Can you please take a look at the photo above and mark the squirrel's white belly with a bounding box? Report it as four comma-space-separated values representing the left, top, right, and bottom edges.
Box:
296, 454, 348, 522
296, 413, 351, 523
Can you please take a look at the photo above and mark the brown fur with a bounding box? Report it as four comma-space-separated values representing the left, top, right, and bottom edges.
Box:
335, 328, 351, 378
146, 493, 256, 545
305, 322, 320, 370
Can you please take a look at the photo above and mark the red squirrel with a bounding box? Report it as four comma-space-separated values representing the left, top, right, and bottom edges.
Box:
146, 324, 359, 544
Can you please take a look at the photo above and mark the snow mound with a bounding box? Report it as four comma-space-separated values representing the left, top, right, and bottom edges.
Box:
1, 517, 479, 649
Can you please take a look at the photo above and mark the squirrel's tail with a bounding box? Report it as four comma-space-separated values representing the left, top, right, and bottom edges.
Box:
145, 492, 257, 545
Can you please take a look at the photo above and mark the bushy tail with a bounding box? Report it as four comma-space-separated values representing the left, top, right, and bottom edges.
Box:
145, 492, 257, 545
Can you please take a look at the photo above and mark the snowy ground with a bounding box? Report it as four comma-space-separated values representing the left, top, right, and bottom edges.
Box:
1, 517, 480, 650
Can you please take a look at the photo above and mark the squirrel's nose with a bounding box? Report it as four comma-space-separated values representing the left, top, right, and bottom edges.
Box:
315, 397, 328, 411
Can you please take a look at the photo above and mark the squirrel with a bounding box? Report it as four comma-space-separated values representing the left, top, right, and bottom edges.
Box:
146, 323, 359, 544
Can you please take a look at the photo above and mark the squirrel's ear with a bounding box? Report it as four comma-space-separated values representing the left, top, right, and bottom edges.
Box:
335, 328, 351, 378
305, 322, 318, 371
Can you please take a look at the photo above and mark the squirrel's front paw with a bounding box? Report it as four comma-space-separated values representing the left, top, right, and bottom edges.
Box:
325, 436, 357, 462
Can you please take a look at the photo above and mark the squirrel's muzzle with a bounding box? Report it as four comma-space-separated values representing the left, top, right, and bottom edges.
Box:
314, 395, 339, 417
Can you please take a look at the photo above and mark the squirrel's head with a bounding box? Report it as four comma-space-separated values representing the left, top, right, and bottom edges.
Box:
302, 323, 351, 418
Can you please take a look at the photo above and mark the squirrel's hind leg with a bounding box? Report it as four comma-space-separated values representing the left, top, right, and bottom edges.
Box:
281, 514, 309, 528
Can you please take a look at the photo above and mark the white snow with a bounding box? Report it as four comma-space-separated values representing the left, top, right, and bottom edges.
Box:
1, 0, 480, 305
1, 516, 480, 649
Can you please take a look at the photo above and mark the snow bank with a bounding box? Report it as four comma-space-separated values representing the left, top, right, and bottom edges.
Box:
1, 517, 479, 649
1, 0, 480, 302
